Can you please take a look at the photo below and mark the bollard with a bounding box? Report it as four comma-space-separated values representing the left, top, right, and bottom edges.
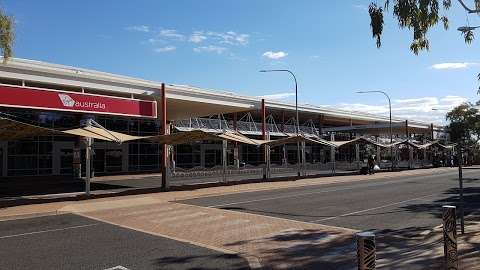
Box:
357, 231, 376, 270
442, 205, 458, 270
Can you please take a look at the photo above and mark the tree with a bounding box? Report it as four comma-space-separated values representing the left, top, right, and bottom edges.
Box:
0, 8, 14, 62
446, 102, 480, 146
369, 0, 480, 55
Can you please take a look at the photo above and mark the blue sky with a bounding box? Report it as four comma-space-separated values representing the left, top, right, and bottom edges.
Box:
4, 0, 480, 123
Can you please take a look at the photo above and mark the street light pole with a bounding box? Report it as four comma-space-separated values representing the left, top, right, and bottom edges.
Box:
356, 90, 394, 171
260, 69, 301, 177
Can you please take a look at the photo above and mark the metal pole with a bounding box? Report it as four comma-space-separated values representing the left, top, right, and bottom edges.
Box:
222, 139, 227, 183
85, 137, 91, 196
356, 91, 392, 171
294, 72, 301, 178
387, 94, 393, 171
161, 83, 169, 191
301, 140, 306, 176
458, 148, 465, 234
259, 69, 300, 177
331, 133, 336, 175
442, 205, 458, 269
357, 231, 376, 270
261, 99, 267, 180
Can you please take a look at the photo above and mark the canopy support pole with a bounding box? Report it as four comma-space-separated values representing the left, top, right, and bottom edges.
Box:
301, 140, 306, 176
355, 143, 360, 170
233, 112, 240, 169
161, 83, 170, 191
222, 139, 227, 183
376, 137, 381, 167
85, 137, 92, 196
330, 133, 336, 175
261, 99, 268, 180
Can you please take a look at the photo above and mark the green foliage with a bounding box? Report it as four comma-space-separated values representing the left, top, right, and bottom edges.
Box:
0, 9, 13, 62
369, 0, 457, 54
446, 102, 480, 146
369, 3, 384, 48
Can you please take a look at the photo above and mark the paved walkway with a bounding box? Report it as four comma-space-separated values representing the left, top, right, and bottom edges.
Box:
1, 167, 479, 269
63, 200, 357, 269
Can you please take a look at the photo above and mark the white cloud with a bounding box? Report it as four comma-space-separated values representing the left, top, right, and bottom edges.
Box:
158, 29, 185, 40
430, 62, 479, 70
193, 45, 228, 54
263, 51, 288, 60
325, 95, 468, 124
352, 4, 368, 11
146, 38, 166, 44
206, 31, 249, 45
189, 31, 207, 43
125, 25, 150, 32
154, 46, 176, 53
258, 92, 295, 100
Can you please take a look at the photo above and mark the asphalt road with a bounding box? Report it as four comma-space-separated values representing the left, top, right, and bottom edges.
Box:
0, 214, 249, 270
180, 169, 480, 234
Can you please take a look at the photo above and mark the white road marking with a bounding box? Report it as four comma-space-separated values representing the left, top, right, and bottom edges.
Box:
0, 223, 99, 239
309, 193, 438, 223
205, 172, 453, 208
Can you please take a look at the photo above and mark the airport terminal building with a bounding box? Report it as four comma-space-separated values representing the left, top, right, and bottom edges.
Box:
0, 58, 447, 179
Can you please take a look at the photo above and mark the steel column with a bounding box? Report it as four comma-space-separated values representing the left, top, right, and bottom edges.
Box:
85, 137, 92, 196
161, 83, 169, 191
233, 112, 240, 169
261, 99, 268, 180
222, 139, 227, 183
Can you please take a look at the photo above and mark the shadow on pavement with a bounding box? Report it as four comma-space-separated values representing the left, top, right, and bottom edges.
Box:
225, 229, 356, 270
400, 186, 480, 220
154, 253, 250, 270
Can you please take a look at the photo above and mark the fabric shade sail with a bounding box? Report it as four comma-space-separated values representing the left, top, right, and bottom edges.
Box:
264, 134, 337, 148
62, 126, 147, 143
416, 140, 455, 150
0, 117, 62, 141
219, 131, 265, 146
383, 140, 455, 150
331, 137, 388, 148
0, 116, 147, 143
148, 130, 263, 146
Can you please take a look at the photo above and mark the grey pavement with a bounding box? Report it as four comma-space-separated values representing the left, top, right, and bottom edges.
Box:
0, 214, 250, 270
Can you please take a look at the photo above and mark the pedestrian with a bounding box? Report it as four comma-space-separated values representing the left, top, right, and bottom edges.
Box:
368, 155, 375, 175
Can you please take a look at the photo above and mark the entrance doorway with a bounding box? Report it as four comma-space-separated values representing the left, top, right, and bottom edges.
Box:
53, 141, 124, 176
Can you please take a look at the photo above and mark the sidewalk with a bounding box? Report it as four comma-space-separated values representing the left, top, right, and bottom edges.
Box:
0, 167, 456, 220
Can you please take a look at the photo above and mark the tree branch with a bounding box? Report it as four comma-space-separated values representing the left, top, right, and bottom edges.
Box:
457, 0, 480, 13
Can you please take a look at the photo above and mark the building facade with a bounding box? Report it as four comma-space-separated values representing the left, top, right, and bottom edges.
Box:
0, 58, 446, 178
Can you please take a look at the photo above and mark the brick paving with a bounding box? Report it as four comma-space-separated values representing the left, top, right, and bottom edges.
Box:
64, 200, 357, 269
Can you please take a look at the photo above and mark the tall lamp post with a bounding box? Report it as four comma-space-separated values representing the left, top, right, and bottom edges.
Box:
260, 69, 301, 177
356, 90, 394, 171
